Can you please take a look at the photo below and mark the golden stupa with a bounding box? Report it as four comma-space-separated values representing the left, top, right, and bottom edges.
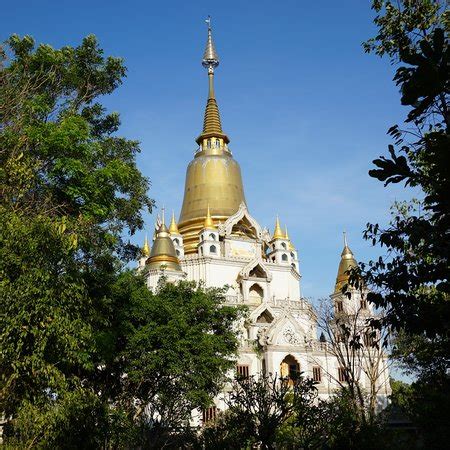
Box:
146, 213, 182, 271
334, 232, 358, 293
178, 19, 246, 253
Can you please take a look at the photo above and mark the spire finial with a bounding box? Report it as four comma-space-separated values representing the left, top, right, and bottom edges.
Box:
202, 16, 219, 71
169, 210, 180, 234
273, 215, 284, 240
196, 17, 229, 145
343, 230, 348, 247
161, 206, 166, 227
143, 234, 150, 257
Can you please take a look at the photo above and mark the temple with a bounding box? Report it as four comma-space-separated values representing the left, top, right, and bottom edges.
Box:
138, 18, 390, 423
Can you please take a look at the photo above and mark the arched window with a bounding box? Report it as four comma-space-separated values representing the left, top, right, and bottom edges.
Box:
210, 245, 217, 254
281, 254, 288, 262
209, 233, 216, 241
249, 284, 264, 304
173, 238, 179, 245
215, 138, 220, 148
290, 252, 295, 258
176, 249, 180, 256
207, 139, 211, 148
281, 242, 287, 249
291, 263, 296, 270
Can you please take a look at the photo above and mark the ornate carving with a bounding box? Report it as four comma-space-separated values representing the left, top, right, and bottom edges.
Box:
283, 327, 302, 345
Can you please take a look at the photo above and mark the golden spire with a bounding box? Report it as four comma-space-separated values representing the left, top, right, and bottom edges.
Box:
142, 234, 150, 257
203, 204, 216, 229
178, 18, 246, 254
284, 226, 295, 250
335, 232, 358, 293
272, 216, 284, 240
146, 220, 182, 272
196, 16, 229, 145
169, 210, 180, 234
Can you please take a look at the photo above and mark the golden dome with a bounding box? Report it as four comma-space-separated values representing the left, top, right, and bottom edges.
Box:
142, 234, 150, 257
335, 233, 358, 293
178, 21, 246, 254
272, 216, 284, 240
169, 211, 180, 234
146, 222, 182, 272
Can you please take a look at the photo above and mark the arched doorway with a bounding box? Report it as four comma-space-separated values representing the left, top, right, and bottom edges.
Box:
280, 355, 300, 384
249, 283, 264, 304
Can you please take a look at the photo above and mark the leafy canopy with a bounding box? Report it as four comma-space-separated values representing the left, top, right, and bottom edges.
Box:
0, 34, 152, 423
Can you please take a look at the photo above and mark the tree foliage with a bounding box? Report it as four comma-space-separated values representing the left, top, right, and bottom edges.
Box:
360, 2, 449, 447
200, 374, 385, 450
361, 0, 449, 363
110, 276, 246, 447
0, 34, 247, 448
0, 34, 153, 425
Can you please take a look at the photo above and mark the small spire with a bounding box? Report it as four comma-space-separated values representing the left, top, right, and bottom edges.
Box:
341, 230, 353, 257
169, 210, 180, 234
161, 206, 166, 227
204, 204, 216, 229
272, 216, 284, 240
285, 226, 295, 250
142, 234, 150, 257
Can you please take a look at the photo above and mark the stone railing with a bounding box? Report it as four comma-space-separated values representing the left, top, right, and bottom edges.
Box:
224, 295, 240, 304
307, 340, 332, 352
268, 298, 312, 311
222, 296, 314, 311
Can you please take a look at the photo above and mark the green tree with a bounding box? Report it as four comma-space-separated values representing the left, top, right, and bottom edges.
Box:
200, 374, 384, 450
0, 34, 152, 441
361, 0, 449, 370
200, 374, 316, 450
360, 1, 449, 447
108, 275, 246, 448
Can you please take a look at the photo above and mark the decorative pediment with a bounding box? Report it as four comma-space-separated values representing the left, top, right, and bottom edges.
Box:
238, 257, 273, 282
219, 203, 263, 240
265, 313, 307, 346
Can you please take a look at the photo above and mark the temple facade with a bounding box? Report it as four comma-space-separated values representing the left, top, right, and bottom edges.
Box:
138, 21, 391, 422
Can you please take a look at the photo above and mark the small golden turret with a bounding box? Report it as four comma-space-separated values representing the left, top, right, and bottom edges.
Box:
169, 211, 180, 234
203, 205, 216, 230
142, 234, 150, 257
335, 232, 358, 293
284, 226, 295, 250
272, 216, 285, 240
146, 210, 182, 272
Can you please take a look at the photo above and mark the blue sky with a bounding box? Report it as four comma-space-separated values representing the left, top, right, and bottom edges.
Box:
3, 0, 413, 301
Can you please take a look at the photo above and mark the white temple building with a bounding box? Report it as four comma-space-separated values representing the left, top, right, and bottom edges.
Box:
138, 20, 391, 422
